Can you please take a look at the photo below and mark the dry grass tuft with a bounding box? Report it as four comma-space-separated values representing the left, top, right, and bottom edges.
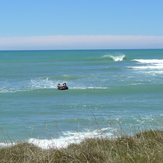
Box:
0, 130, 163, 162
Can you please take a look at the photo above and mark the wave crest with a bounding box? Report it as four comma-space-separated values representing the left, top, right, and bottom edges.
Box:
102, 54, 126, 61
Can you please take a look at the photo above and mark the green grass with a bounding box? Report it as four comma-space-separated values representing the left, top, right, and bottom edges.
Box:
0, 129, 163, 162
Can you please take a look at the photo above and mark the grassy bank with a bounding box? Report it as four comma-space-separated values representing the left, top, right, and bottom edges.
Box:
0, 130, 163, 163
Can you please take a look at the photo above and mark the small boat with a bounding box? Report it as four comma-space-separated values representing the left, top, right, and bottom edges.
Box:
59, 86, 68, 90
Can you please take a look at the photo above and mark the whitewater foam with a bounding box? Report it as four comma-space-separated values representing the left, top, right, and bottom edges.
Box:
0, 142, 16, 148
131, 65, 163, 69
28, 128, 114, 149
133, 59, 163, 64
30, 78, 57, 89
0, 129, 114, 149
130, 59, 163, 70
0, 86, 27, 93
71, 87, 108, 90
0, 79, 108, 93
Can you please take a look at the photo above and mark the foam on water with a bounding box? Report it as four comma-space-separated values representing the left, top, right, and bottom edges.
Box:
30, 78, 57, 89
133, 59, 163, 64
0, 128, 114, 149
71, 87, 108, 90
30, 78, 109, 91
145, 71, 163, 75
132, 65, 163, 69
0, 142, 16, 148
1, 113, 162, 149
28, 130, 110, 149
0, 76, 109, 93
0, 78, 56, 93
0, 86, 26, 93
130, 59, 163, 70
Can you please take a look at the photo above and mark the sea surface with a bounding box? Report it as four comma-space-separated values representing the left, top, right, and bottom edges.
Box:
0, 49, 163, 149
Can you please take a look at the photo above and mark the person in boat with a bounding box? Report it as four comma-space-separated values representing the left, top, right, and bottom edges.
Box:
57, 83, 61, 90
63, 83, 68, 90
58, 83, 68, 90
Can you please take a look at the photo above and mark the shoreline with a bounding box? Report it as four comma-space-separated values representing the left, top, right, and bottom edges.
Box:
0, 129, 163, 162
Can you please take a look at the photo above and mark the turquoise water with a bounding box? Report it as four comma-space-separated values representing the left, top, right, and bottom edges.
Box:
0, 49, 163, 148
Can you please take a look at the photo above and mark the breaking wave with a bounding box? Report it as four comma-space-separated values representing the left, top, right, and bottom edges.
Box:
102, 54, 126, 61
133, 59, 163, 64
130, 59, 163, 70
0, 128, 114, 149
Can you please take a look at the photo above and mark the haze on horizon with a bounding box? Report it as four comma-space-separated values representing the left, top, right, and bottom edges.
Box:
0, 0, 163, 50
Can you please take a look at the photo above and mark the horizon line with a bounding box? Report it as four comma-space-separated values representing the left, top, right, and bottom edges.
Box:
0, 35, 163, 50
1, 48, 163, 52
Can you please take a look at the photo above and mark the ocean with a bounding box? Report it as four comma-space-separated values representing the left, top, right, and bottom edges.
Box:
0, 49, 163, 149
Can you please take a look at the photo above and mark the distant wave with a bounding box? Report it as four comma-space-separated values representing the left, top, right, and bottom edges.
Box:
102, 54, 126, 61
82, 53, 126, 62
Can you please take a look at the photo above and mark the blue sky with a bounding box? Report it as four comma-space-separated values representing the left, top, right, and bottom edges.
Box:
0, 0, 163, 50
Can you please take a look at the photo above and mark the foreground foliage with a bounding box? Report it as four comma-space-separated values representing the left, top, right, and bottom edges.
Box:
0, 130, 163, 163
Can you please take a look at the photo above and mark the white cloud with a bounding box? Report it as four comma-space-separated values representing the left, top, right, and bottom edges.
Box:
0, 35, 163, 50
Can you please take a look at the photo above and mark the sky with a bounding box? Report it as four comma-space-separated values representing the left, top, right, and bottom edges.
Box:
0, 0, 163, 50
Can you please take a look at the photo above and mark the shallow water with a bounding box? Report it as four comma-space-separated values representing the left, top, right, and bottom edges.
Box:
1, 49, 163, 148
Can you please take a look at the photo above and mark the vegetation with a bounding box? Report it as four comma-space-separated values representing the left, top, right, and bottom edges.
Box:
0, 129, 163, 162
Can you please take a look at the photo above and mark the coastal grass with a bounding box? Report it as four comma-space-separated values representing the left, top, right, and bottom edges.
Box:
0, 130, 163, 162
